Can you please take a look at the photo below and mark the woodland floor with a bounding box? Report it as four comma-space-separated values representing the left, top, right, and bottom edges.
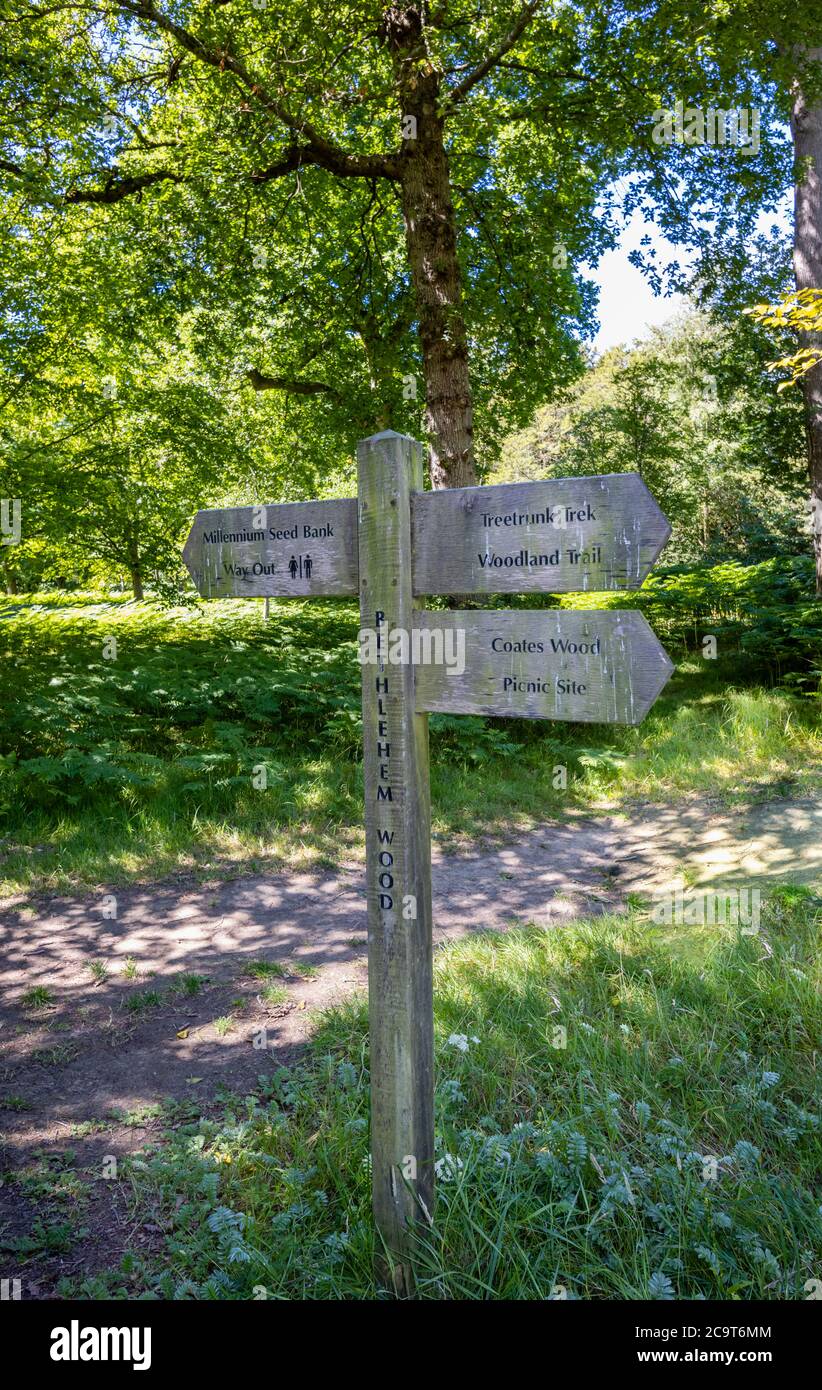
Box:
1, 791, 820, 1295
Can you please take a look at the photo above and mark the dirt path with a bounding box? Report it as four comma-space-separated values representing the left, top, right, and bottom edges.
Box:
1, 794, 820, 1292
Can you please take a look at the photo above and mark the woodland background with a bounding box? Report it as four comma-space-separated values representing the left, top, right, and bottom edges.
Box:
1, 0, 821, 1304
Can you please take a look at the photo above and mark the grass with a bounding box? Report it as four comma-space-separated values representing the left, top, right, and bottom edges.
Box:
125, 990, 163, 1015
259, 984, 289, 1006
2, 579, 817, 1300
21, 985, 54, 1010
53, 884, 820, 1301
0, 593, 819, 896
31, 1044, 78, 1067
244, 960, 287, 981
0, 1095, 32, 1111
169, 973, 207, 997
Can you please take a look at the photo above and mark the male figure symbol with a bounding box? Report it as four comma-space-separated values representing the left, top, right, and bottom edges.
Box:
287, 555, 312, 580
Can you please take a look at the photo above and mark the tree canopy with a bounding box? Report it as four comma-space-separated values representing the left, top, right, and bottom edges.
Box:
2, 2, 822, 590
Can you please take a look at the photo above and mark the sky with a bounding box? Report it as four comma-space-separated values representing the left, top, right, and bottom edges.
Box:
585, 198, 793, 354
583, 212, 687, 353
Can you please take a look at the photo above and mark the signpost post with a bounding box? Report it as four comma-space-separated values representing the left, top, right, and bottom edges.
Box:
183, 430, 673, 1295
357, 432, 435, 1293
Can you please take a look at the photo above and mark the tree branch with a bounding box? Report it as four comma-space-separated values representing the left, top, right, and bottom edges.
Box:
246, 368, 339, 398
115, 1, 400, 180
3, 146, 391, 209
64, 168, 181, 203
445, 1, 543, 107
251, 144, 399, 183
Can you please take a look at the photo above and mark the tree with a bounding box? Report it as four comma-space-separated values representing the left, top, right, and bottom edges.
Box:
789, 47, 822, 593
2, 324, 253, 596
2, 0, 804, 492
746, 282, 822, 591
0, 195, 300, 595
747, 289, 822, 384
643, 8, 822, 590
497, 309, 807, 563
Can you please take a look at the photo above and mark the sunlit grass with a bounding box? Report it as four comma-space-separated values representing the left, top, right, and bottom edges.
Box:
431, 677, 820, 847
562, 682, 820, 804
61, 885, 822, 1301
0, 599, 819, 896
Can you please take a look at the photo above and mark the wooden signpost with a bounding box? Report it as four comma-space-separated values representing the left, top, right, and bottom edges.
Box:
182, 498, 358, 598
411, 473, 670, 595
414, 609, 673, 725
183, 430, 674, 1295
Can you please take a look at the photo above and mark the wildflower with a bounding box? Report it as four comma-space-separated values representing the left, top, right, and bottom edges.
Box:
753, 1246, 780, 1278
695, 1246, 721, 1274
446, 1033, 470, 1052
565, 1132, 588, 1164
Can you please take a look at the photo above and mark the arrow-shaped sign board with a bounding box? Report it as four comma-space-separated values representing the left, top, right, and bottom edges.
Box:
182, 473, 669, 601
411, 609, 674, 725
411, 474, 670, 595
182, 499, 358, 598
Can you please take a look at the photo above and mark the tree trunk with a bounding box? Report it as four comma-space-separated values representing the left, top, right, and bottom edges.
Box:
128, 536, 144, 600
1, 557, 18, 594
385, 6, 477, 489
791, 47, 822, 595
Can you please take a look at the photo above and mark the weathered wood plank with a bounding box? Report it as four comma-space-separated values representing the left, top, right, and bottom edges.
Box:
413, 609, 674, 724
182, 498, 358, 598
357, 431, 434, 1295
411, 474, 671, 595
